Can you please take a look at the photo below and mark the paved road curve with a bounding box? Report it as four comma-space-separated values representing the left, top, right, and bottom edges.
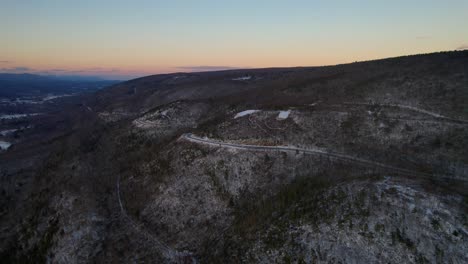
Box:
182, 133, 462, 180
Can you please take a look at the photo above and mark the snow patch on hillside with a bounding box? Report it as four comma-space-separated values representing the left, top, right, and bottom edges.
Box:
0, 141, 11, 150
234, 110, 260, 119
277, 110, 291, 120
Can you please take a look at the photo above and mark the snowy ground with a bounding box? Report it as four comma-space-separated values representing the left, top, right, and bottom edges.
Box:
0, 98, 41, 105
277, 110, 291, 120
0, 113, 42, 120
43, 93, 76, 101
0, 141, 11, 150
232, 76, 251, 81
234, 110, 260, 119
0, 129, 18, 136
0, 94, 75, 106
344, 102, 468, 123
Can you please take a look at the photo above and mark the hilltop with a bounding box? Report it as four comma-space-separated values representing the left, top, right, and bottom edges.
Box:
1, 50, 467, 263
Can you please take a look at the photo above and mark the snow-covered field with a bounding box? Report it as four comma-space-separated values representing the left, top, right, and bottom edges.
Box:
277, 110, 291, 120
0, 141, 11, 150
234, 110, 260, 119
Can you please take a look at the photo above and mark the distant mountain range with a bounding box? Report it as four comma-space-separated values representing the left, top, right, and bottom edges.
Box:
0, 73, 119, 97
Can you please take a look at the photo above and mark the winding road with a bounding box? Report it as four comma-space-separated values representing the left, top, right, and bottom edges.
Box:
116, 128, 464, 262
343, 102, 468, 124
182, 133, 464, 181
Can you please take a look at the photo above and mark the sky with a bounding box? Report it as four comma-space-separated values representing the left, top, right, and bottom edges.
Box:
1, 0, 467, 80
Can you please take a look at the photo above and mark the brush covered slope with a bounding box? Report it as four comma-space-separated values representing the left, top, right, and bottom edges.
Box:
1, 51, 468, 263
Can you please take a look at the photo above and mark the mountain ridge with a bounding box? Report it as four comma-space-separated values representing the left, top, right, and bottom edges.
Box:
1, 50, 467, 263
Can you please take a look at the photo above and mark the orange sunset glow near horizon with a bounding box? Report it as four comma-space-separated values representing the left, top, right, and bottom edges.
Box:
2, 1, 468, 80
